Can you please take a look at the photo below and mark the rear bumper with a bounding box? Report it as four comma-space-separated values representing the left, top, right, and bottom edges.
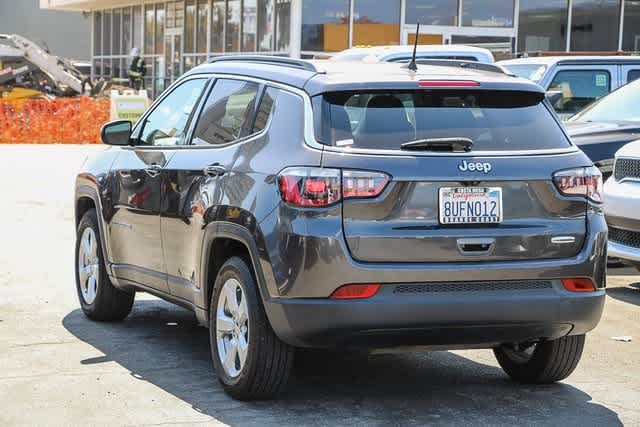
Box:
259, 208, 607, 348
264, 285, 605, 348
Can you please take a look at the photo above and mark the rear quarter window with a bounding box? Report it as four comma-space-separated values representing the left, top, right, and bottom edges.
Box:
313, 90, 571, 152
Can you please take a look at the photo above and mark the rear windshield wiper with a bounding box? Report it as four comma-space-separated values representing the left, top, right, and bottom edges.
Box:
400, 137, 474, 153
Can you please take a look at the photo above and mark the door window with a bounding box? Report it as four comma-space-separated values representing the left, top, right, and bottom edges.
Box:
548, 70, 611, 116
139, 78, 207, 146
193, 79, 261, 145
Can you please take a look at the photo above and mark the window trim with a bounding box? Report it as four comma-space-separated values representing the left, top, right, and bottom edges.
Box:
131, 72, 578, 157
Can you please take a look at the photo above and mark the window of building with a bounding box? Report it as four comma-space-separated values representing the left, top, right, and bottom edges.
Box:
103, 10, 112, 57
258, 0, 275, 51
185, 0, 196, 53
197, 0, 209, 53
227, 0, 241, 52
123, 8, 132, 55
243, 0, 258, 51
405, 0, 457, 26
352, 0, 400, 46
94, 12, 102, 57
211, 1, 225, 53
570, 0, 621, 51
254, 87, 278, 132
133, 6, 143, 52
518, 0, 568, 52
548, 70, 611, 116
276, 0, 291, 51
623, 0, 640, 51
462, 0, 514, 27
194, 79, 261, 145
156, 4, 165, 55
113, 9, 121, 56
144, 4, 154, 54
141, 78, 207, 146
302, 0, 349, 52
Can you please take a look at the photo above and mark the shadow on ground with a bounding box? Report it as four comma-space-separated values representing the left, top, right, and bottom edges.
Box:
607, 282, 640, 307
63, 300, 621, 426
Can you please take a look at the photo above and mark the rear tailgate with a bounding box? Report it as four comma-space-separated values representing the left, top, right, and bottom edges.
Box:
323, 152, 588, 263
315, 88, 590, 263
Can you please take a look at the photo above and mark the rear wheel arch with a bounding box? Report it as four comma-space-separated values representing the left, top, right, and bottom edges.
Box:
201, 222, 274, 325
76, 196, 96, 226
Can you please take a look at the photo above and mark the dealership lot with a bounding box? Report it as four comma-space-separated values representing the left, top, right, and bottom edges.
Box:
0, 145, 639, 426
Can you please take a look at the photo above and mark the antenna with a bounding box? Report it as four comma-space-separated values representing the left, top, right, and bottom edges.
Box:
406, 22, 420, 72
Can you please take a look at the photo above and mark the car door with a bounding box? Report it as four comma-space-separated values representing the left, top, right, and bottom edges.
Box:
161, 77, 268, 303
547, 66, 617, 119
108, 77, 209, 293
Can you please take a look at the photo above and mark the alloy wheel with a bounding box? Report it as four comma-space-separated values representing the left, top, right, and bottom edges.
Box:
216, 278, 250, 378
78, 227, 100, 305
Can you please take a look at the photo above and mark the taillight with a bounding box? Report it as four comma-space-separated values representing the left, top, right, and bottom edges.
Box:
277, 167, 341, 207
418, 80, 480, 88
553, 166, 603, 203
277, 167, 389, 207
342, 170, 390, 199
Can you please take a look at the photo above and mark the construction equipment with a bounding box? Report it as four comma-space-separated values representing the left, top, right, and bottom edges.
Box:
0, 33, 90, 97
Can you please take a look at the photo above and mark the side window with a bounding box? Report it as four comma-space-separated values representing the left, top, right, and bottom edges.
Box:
139, 78, 207, 146
548, 70, 610, 116
193, 79, 261, 145
253, 87, 278, 133
628, 69, 640, 83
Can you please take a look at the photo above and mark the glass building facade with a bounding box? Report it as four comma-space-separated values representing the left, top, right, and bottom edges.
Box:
82, 0, 640, 97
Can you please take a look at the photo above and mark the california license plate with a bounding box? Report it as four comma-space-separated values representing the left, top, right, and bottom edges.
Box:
439, 187, 503, 225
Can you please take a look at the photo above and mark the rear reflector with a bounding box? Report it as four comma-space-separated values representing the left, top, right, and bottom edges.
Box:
562, 278, 596, 292
330, 284, 381, 300
418, 80, 480, 88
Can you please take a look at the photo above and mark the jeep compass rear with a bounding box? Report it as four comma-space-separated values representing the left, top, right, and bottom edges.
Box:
75, 58, 606, 401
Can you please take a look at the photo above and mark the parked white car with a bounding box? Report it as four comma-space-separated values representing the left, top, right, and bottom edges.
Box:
331, 44, 495, 64
605, 139, 640, 268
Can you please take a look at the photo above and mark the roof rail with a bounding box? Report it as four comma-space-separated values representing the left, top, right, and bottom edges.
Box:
411, 59, 513, 76
207, 55, 320, 72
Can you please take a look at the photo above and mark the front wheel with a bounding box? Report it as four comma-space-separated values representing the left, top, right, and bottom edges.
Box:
494, 334, 585, 384
75, 209, 134, 321
209, 257, 294, 400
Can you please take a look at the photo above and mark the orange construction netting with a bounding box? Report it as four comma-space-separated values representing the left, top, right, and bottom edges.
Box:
0, 97, 109, 144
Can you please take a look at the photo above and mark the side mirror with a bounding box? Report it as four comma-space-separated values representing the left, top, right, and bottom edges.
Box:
101, 120, 133, 146
545, 90, 563, 106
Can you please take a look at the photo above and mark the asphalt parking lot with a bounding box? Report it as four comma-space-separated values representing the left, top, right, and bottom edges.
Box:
1, 145, 639, 426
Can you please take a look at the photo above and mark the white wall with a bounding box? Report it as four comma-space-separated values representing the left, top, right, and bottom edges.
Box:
0, 0, 91, 60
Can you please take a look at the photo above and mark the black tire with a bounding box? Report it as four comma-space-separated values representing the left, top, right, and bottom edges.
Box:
209, 257, 294, 400
494, 334, 585, 384
75, 209, 134, 321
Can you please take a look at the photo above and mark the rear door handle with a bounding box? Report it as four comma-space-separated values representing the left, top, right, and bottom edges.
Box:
204, 164, 227, 177
145, 164, 162, 178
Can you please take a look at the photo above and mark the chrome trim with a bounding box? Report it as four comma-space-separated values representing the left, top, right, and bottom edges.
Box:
162, 72, 581, 158
551, 236, 576, 244
608, 240, 640, 262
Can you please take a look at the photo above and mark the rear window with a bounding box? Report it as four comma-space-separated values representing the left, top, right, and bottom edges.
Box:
314, 90, 571, 152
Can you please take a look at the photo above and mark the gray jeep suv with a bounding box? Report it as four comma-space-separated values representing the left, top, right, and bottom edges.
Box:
74, 56, 607, 400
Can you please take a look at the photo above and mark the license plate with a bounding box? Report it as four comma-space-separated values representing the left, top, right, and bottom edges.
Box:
439, 187, 503, 225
